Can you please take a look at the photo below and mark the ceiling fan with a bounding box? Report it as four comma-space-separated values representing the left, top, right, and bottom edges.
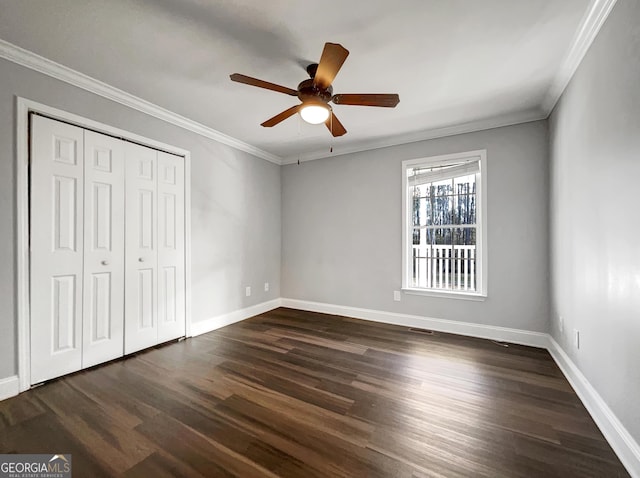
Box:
230, 42, 400, 137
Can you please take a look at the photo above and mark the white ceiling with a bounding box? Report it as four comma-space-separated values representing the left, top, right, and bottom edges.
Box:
0, 0, 592, 161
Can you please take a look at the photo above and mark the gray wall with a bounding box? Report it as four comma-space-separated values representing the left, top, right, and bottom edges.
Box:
549, 0, 640, 442
282, 121, 549, 332
0, 58, 282, 380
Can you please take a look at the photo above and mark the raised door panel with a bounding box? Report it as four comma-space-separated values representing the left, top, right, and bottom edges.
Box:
52, 275, 77, 352
53, 176, 78, 251
124, 143, 159, 354
157, 152, 186, 343
90, 273, 111, 342
30, 115, 84, 384
82, 131, 125, 368
137, 268, 155, 329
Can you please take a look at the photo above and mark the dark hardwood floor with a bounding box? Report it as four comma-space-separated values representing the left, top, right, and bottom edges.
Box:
0, 308, 629, 477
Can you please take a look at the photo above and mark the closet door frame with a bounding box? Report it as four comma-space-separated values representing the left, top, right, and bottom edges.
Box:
16, 98, 192, 392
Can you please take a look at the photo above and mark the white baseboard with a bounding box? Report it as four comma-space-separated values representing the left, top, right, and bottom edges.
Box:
0, 375, 19, 401
190, 298, 282, 337
547, 337, 640, 478
280, 298, 549, 348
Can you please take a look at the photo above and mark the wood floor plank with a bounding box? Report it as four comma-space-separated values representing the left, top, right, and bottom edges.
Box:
31, 379, 156, 474
0, 413, 112, 477
121, 450, 206, 478
135, 413, 280, 478
0, 307, 630, 477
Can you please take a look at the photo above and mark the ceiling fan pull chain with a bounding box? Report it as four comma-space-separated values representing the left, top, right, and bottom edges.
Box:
297, 110, 302, 165
330, 111, 334, 152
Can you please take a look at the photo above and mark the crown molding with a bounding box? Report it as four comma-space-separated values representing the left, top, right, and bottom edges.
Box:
542, 0, 618, 114
0, 39, 283, 165
281, 109, 547, 164
2, 0, 615, 169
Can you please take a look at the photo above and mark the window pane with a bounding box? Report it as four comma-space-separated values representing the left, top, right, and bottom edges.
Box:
411, 185, 433, 228
411, 228, 455, 290
411, 231, 427, 287
425, 228, 435, 246
453, 174, 476, 225
432, 179, 452, 225
412, 228, 435, 288
453, 227, 476, 246
411, 186, 420, 227
433, 227, 451, 245
452, 227, 477, 291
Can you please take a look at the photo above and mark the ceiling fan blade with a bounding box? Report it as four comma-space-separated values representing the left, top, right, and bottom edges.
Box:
314, 43, 349, 89
230, 73, 298, 96
325, 111, 347, 137
332, 94, 400, 107
261, 105, 301, 127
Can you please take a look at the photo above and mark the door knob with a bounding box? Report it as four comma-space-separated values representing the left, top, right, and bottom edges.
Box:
138, 257, 144, 262
101, 260, 109, 266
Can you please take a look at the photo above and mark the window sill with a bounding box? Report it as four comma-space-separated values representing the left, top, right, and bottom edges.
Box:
401, 288, 487, 301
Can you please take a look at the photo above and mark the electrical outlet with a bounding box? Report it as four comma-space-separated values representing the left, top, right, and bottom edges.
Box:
574, 329, 580, 349
393, 291, 401, 302
559, 315, 564, 333
245, 286, 251, 297
264, 282, 269, 292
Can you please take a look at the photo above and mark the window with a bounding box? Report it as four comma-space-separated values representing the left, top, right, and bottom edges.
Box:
402, 150, 487, 298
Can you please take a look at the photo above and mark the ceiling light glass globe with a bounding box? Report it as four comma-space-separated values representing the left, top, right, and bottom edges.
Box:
300, 104, 330, 124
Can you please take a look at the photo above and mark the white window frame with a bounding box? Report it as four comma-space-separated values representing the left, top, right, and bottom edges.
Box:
401, 150, 488, 300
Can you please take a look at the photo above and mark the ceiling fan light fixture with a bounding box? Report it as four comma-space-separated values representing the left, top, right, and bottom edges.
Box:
230, 42, 398, 137
299, 103, 330, 124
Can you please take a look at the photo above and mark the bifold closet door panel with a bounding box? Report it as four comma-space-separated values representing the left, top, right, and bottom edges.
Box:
82, 131, 125, 368
30, 115, 85, 384
157, 152, 186, 343
124, 143, 159, 354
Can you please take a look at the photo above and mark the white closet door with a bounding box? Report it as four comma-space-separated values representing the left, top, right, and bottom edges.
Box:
157, 152, 186, 342
30, 115, 85, 384
82, 131, 125, 368
124, 143, 159, 354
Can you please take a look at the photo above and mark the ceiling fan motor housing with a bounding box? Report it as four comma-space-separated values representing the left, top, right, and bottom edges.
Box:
297, 78, 333, 104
